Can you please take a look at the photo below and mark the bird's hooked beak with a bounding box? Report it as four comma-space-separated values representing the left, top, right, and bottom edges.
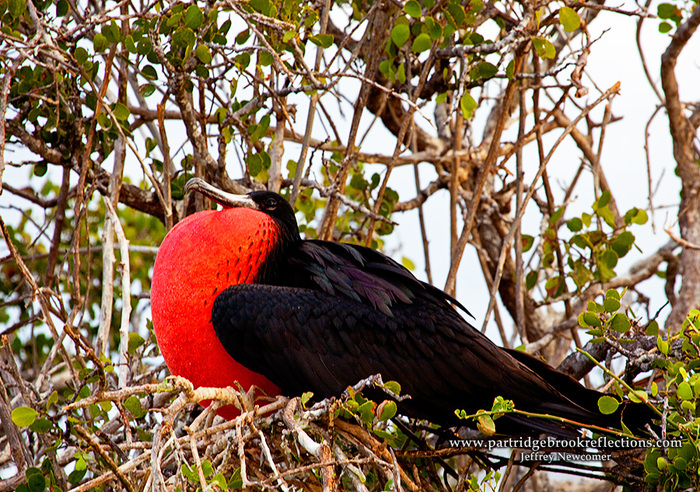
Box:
185, 178, 258, 210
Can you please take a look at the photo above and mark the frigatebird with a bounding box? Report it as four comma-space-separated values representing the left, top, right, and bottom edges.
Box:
151, 178, 653, 436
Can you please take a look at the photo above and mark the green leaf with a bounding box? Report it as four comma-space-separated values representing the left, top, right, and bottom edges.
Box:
677, 381, 693, 400
659, 22, 672, 33
593, 190, 611, 209
123, 35, 137, 53
383, 381, 401, 395
391, 24, 410, 47
566, 217, 583, 232
112, 102, 130, 121
181, 463, 197, 482
102, 21, 121, 43
8, 0, 26, 19
195, 44, 212, 63
582, 312, 600, 327
377, 400, 397, 421
521, 234, 534, 252
644, 449, 662, 475
476, 413, 496, 435
357, 400, 374, 424
605, 288, 620, 301
610, 312, 631, 333
404, 0, 421, 18
247, 153, 263, 177
674, 455, 688, 470
301, 391, 313, 406
378, 59, 394, 81
531, 37, 555, 59
74, 47, 89, 65
459, 92, 477, 118
196, 60, 210, 74
425, 16, 442, 40
140, 84, 156, 97
651, 381, 658, 397
549, 207, 564, 225
612, 231, 635, 257
349, 172, 368, 191
525, 270, 538, 290
249, 0, 269, 15
128, 332, 145, 354
411, 33, 432, 53
47, 391, 59, 410
33, 162, 48, 177
401, 256, 415, 270
309, 34, 334, 48
173, 27, 196, 49
12, 406, 38, 427
545, 275, 564, 297
249, 114, 270, 142
657, 3, 678, 19
397, 62, 406, 84
628, 389, 648, 403
558, 6, 580, 32
25, 467, 46, 492
646, 320, 659, 336
184, 5, 204, 30
603, 297, 620, 313
475, 61, 497, 80
505, 59, 515, 79
598, 395, 619, 415
259, 51, 273, 66
141, 65, 158, 80
445, 3, 465, 27
201, 460, 213, 477
624, 207, 648, 225
212, 473, 228, 490
124, 395, 146, 418
600, 249, 618, 269
134, 38, 151, 56
30, 417, 53, 433
235, 52, 251, 70
93, 32, 109, 52
56, 0, 68, 16
283, 30, 295, 43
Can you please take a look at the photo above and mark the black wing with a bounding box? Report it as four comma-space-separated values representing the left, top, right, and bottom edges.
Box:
211, 240, 646, 435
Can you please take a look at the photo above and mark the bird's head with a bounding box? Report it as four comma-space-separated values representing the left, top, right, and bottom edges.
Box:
185, 178, 300, 244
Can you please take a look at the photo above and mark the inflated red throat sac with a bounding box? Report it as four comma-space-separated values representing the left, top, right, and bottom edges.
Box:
151, 207, 280, 419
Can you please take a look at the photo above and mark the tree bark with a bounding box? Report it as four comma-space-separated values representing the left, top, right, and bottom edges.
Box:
661, 5, 700, 330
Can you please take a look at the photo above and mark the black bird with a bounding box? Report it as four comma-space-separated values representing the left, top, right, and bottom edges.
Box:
151, 178, 654, 436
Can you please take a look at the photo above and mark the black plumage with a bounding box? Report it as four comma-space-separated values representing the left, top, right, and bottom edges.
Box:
205, 188, 652, 436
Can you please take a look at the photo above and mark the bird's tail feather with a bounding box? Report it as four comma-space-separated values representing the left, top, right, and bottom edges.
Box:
504, 348, 656, 436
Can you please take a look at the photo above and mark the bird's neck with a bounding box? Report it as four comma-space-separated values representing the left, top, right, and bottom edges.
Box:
253, 218, 300, 285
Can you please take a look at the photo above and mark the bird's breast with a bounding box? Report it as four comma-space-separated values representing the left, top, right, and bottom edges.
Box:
151, 208, 281, 414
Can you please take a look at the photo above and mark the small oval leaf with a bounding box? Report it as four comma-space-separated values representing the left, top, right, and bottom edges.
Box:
598, 396, 619, 415
12, 406, 38, 427
195, 44, 212, 63
391, 24, 410, 47
411, 32, 432, 53
404, 0, 421, 18
677, 381, 694, 400
559, 6, 581, 32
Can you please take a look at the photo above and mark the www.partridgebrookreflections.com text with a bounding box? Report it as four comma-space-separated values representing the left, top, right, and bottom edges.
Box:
449, 436, 682, 452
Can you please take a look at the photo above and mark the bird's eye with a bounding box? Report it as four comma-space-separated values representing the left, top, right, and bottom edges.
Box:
264, 198, 278, 210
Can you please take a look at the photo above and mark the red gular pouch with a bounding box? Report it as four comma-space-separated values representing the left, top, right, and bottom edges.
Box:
151, 208, 281, 420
